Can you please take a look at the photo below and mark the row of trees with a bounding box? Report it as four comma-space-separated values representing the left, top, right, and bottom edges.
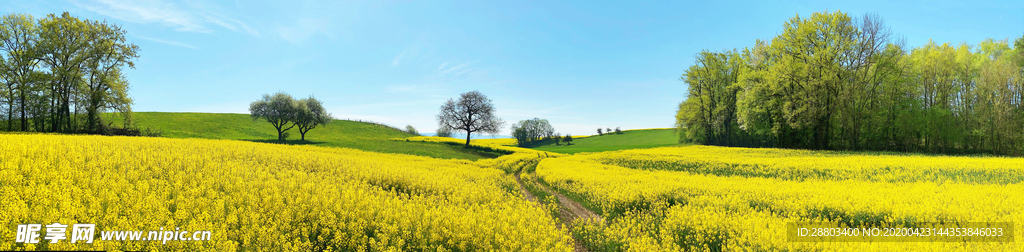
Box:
511, 117, 555, 147
676, 11, 1024, 155
249, 92, 332, 141
0, 12, 137, 133
597, 127, 621, 136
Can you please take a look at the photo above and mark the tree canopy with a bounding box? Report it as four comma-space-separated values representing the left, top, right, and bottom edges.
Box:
0, 12, 137, 133
511, 117, 554, 147
676, 10, 1024, 156
436, 90, 505, 147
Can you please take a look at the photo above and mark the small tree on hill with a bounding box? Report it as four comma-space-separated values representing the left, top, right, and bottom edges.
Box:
250, 92, 299, 141
597, 128, 603, 136
615, 127, 622, 134
294, 96, 332, 141
405, 125, 419, 135
606, 128, 612, 134
554, 132, 562, 145
564, 134, 573, 145
437, 91, 505, 147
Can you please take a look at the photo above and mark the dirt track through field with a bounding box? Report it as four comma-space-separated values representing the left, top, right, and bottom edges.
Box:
515, 168, 601, 252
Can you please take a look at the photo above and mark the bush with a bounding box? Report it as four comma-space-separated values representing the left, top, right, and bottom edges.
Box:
436, 127, 453, 138
405, 125, 419, 136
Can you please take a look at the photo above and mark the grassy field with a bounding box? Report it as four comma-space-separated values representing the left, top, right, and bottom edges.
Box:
532, 128, 682, 154
103, 112, 502, 160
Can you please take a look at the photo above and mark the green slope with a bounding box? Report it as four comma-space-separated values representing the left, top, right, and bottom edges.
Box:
532, 128, 684, 154
104, 112, 500, 160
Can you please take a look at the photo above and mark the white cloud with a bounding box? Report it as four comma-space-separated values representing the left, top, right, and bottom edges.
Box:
71, 0, 258, 36
135, 35, 199, 49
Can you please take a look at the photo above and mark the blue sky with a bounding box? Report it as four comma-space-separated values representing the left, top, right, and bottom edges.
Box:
5, 1, 1023, 135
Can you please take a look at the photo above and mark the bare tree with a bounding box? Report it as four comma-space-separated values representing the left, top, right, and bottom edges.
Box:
437, 90, 505, 147
294, 96, 331, 141
250, 92, 298, 141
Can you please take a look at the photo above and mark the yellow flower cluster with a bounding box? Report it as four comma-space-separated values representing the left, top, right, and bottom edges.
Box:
393, 136, 565, 174
589, 145, 1024, 183
537, 145, 1024, 251
0, 134, 572, 251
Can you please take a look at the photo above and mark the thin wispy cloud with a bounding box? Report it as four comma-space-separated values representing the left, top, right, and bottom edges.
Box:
135, 35, 198, 50
71, 0, 258, 36
437, 63, 469, 76
391, 51, 406, 66
199, 12, 260, 36
435, 62, 448, 71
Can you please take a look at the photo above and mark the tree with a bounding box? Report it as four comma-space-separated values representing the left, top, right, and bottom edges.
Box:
37, 12, 95, 132
436, 127, 453, 137
405, 125, 419, 136
294, 96, 331, 141
0, 13, 39, 131
597, 128, 603, 136
250, 92, 299, 141
81, 19, 138, 133
510, 117, 554, 147
564, 134, 573, 145
554, 132, 562, 145
436, 91, 505, 147
615, 127, 622, 134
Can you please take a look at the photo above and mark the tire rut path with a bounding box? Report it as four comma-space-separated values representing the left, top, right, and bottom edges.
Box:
515, 167, 601, 252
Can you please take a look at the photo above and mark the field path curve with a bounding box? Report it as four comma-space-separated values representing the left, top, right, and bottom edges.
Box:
515, 166, 599, 252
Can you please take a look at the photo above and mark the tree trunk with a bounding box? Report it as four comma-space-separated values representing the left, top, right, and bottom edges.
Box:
20, 85, 26, 131
465, 130, 472, 147
300, 131, 306, 141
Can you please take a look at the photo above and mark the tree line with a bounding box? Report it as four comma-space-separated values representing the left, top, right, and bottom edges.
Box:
0, 12, 137, 134
676, 11, 1024, 155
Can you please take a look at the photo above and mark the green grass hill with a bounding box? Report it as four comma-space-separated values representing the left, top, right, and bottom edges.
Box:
532, 128, 683, 154
103, 112, 501, 160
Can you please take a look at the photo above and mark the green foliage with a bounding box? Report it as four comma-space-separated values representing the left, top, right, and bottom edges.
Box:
405, 125, 419, 135
676, 11, 1024, 156
533, 129, 681, 154
0, 12, 136, 133
294, 96, 332, 141
102, 112, 502, 160
511, 117, 554, 147
249, 92, 299, 140
435, 126, 453, 138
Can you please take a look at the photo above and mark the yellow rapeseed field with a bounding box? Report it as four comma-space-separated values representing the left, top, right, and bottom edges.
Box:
0, 134, 572, 251
536, 145, 1024, 251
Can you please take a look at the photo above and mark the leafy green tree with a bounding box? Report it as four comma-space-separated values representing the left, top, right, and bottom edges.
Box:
564, 134, 573, 145
597, 128, 602, 136
250, 92, 299, 141
294, 96, 332, 141
0, 13, 39, 131
677, 49, 745, 146
405, 125, 419, 136
511, 118, 554, 146
81, 19, 138, 133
